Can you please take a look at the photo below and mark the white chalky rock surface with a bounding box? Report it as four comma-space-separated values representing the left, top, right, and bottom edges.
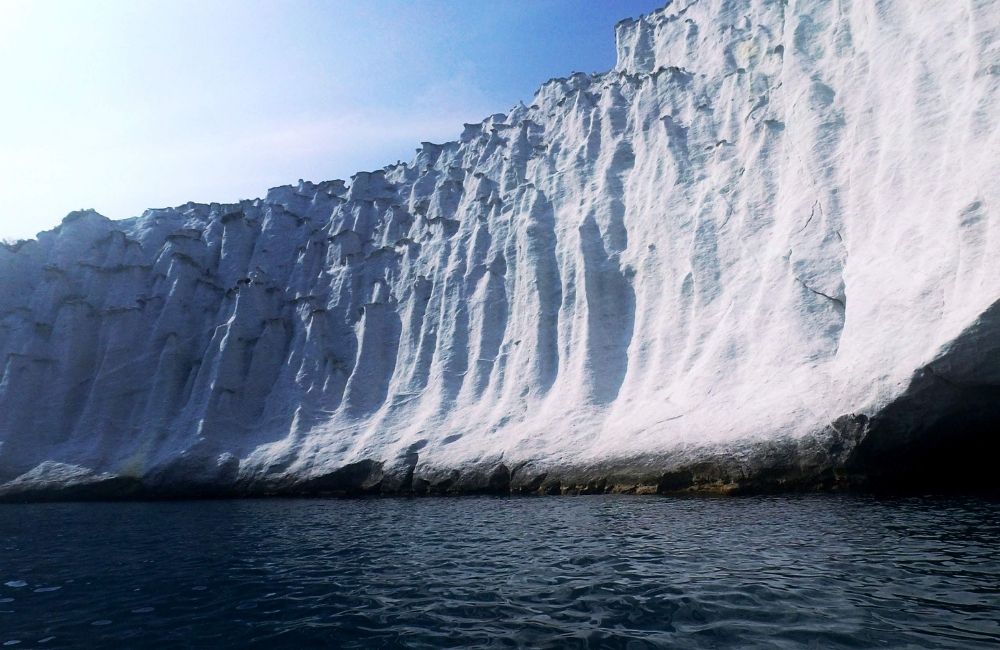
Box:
0, 0, 998, 496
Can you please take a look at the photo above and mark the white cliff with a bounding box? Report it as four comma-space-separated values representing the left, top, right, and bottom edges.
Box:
1, 0, 998, 498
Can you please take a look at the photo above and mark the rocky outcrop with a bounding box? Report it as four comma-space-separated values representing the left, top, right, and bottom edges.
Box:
1, 0, 998, 500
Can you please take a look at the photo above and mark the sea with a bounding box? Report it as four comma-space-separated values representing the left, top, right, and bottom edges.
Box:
1, 495, 998, 648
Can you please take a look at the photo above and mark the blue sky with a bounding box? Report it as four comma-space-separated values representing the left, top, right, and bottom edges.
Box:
0, 0, 666, 241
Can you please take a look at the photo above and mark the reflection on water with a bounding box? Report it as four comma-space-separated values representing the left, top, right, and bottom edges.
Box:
1, 495, 998, 648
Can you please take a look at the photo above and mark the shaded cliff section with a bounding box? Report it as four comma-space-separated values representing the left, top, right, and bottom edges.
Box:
843, 299, 1000, 494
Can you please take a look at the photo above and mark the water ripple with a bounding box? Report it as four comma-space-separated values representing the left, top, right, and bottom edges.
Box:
0, 495, 997, 648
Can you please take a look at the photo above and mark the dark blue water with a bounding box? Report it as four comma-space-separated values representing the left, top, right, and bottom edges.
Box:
1, 495, 998, 648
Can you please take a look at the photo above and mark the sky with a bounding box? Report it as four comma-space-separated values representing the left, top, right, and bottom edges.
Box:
0, 0, 667, 241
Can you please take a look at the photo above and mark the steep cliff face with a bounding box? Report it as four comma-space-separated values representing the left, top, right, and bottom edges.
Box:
1, 0, 998, 498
